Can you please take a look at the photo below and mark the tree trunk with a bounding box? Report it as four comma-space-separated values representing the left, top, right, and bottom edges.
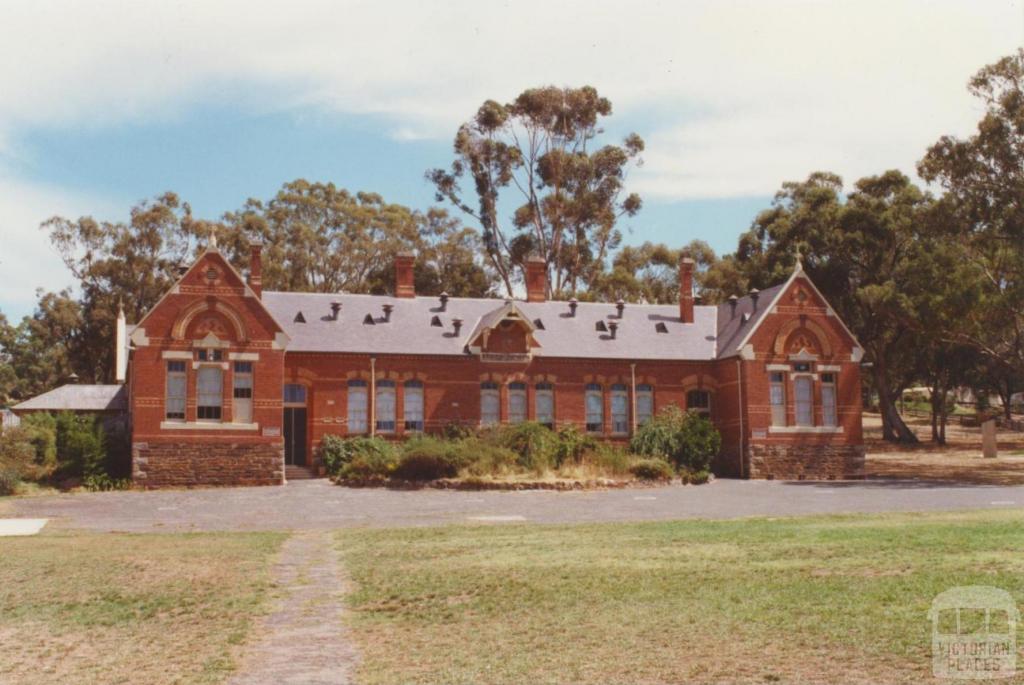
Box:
874, 361, 918, 444
930, 381, 940, 443
1003, 378, 1014, 420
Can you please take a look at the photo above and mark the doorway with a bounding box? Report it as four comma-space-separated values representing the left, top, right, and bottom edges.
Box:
283, 383, 308, 466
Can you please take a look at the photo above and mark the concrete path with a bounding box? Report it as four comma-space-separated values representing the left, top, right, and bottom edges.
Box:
9, 478, 1024, 533
227, 531, 357, 685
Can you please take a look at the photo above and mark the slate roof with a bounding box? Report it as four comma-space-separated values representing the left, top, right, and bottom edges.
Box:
12, 384, 128, 413
714, 283, 787, 358
262, 291, 751, 361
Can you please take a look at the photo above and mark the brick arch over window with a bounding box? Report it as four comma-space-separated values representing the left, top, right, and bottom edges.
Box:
772, 318, 833, 358
680, 374, 719, 392
172, 299, 248, 342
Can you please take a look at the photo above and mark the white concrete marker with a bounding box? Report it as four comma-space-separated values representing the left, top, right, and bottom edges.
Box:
0, 519, 48, 536
467, 515, 526, 522
633, 496, 657, 501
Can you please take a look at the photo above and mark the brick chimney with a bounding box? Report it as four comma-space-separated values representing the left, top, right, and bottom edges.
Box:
525, 256, 547, 303
248, 239, 263, 298
679, 257, 695, 323
395, 252, 415, 298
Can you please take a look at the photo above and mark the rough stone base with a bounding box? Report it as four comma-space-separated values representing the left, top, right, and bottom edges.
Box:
747, 443, 865, 480
133, 441, 285, 488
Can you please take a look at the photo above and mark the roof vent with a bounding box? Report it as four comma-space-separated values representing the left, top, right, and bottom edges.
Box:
569, 298, 578, 317
741, 313, 750, 325
452, 317, 463, 336
655, 322, 668, 333
533, 318, 545, 330
608, 321, 618, 339
439, 292, 449, 312
615, 299, 625, 318
330, 301, 342, 321
728, 295, 738, 318
595, 320, 608, 332
294, 311, 306, 324
749, 288, 760, 310
431, 315, 443, 327
382, 303, 394, 322
363, 313, 375, 325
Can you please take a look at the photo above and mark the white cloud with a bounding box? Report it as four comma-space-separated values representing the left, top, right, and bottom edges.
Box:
0, 0, 1020, 204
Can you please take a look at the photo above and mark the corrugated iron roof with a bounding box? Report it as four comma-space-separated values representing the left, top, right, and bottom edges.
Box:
12, 385, 128, 413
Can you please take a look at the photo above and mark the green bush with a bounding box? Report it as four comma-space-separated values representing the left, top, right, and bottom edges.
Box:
629, 458, 674, 481
455, 438, 519, 477
553, 424, 597, 466
319, 435, 397, 477
584, 442, 632, 475
54, 412, 107, 479
20, 413, 57, 474
393, 436, 467, 480
442, 421, 474, 440
630, 406, 721, 472
0, 427, 36, 495
682, 469, 712, 485
82, 474, 133, 491
332, 438, 400, 479
497, 422, 558, 472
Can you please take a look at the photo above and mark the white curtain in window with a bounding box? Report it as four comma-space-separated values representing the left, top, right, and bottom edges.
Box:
376, 383, 396, 432
585, 385, 603, 432
508, 384, 527, 424
197, 367, 223, 420
770, 373, 786, 427
481, 386, 500, 425
535, 385, 554, 427
404, 382, 424, 431
795, 376, 813, 426
610, 385, 628, 434
348, 384, 368, 434
636, 385, 653, 425
822, 380, 837, 427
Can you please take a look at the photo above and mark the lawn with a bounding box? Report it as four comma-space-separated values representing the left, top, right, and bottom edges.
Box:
0, 531, 285, 685
337, 510, 1024, 684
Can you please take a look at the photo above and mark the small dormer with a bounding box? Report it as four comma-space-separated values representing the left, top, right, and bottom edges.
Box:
465, 302, 541, 363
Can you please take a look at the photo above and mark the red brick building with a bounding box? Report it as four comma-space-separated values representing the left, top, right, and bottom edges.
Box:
119, 239, 864, 487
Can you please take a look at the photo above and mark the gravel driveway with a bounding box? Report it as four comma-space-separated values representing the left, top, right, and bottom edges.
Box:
9, 478, 1024, 533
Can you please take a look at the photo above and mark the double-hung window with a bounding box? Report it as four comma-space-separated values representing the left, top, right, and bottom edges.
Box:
403, 380, 424, 432
508, 382, 527, 424
636, 384, 654, 425
480, 382, 500, 426
165, 361, 186, 420
232, 362, 253, 423
610, 384, 629, 434
794, 376, 814, 427
535, 382, 554, 429
769, 372, 786, 426
821, 373, 838, 427
348, 380, 368, 434
376, 380, 396, 433
585, 383, 603, 433
196, 366, 223, 420
687, 390, 712, 418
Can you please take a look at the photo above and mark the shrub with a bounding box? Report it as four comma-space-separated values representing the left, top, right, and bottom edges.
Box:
630, 406, 721, 472
333, 438, 400, 479
497, 422, 557, 472
20, 413, 57, 474
629, 458, 674, 481
553, 425, 597, 466
54, 412, 107, 479
442, 421, 474, 440
82, 474, 133, 491
456, 438, 519, 477
0, 427, 36, 495
394, 436, 467, 480
682, 469, 712, 485
319, 435, 396, 477
584, 442, 632, 475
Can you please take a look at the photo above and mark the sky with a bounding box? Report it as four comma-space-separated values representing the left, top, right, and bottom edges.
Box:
0, 0, 1021, 321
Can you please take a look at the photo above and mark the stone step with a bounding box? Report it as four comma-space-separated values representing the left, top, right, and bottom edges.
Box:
285, 465, 317, 480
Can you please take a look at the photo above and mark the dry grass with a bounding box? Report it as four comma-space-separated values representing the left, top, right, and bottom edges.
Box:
336, 509, 1024, 685
0, 531, 285, 685
864, 413, 1024, 485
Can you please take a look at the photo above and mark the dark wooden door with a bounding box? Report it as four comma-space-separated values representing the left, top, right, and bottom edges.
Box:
283, 407, 307, 466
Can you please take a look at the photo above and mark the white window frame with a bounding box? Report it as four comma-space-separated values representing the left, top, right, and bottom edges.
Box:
769, 372, 786, 427
480, 382, 500, 426
585, 383, 603, 433
232, 361, 253, 424
376, 380, 397, 433
508, 382, 527, 424
636, 384, 654, 426
535, 382, 554, 428
403, 380, 424, 432
794, 375, 814, 427
165, 361, 187, 421
610, 384, 629, 434
196, 366, 223, 421
821, 372, 838, 427
347, 380, 368, 434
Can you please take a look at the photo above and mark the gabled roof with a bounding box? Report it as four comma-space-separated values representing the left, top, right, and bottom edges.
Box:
262, 291, 719, 361
12, 384, 127, 414
465, 301, 540, 349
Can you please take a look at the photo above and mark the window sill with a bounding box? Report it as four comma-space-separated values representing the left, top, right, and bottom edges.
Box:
160, 421, 260, 431
767, 426, 843, 434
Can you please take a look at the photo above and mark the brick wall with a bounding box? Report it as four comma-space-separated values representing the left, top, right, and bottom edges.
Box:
133, 440, 284, 487
747, 443, 865, 480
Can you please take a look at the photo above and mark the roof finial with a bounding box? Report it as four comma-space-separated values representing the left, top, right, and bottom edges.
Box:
209, 228, 218, 249
794, 249, 803, 273
117, 298, 125, 318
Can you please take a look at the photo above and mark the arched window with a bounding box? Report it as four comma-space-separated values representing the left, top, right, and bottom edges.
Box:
535, 382, 554, 429
508, 382, 527, 424
687, 389, 712, 418
585, 383, 603, 433
376, 380, 396, 433
610, 384, 629, 434
480, 381, 500, 426
404, 380, 424, 432
347, 380, 368, 434
636, 384, 654, 425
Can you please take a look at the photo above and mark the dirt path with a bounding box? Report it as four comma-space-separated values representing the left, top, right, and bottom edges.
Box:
228, 531, 357, 685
